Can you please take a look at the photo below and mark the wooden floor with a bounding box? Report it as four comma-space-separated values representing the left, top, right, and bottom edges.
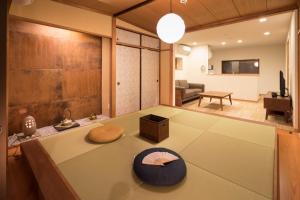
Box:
183, 97, 294, 131
277, 130, 300, 200
7, 130, 300, 200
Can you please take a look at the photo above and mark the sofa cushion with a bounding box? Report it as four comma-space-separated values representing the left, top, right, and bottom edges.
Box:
189, 88, 203, 93
183, 89, 197, 98
180, 80, 189, 89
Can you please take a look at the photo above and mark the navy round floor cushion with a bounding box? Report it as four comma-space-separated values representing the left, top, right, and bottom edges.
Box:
133, 148, 187, 186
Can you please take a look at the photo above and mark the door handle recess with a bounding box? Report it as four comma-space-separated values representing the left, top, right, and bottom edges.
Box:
117, 82, 120, 86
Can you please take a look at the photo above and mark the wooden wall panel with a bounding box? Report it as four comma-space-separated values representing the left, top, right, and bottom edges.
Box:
0, 0, 9, 198
8, 19, 102, 135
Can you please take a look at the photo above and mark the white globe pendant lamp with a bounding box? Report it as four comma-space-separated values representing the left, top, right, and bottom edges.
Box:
156, 0, 186, 44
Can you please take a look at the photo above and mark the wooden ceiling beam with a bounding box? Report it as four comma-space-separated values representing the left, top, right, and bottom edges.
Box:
186, 4, 298, 32
114, 0, 155, 17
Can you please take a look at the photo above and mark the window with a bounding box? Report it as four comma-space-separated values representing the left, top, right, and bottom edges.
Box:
222, 59, 259, 74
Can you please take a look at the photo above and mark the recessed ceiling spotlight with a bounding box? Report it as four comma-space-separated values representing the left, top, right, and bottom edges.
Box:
192, 42, 197, 45
264, 32, 271, 36
221, 42, 226, 45
237, 40, 243, 43
259, 18, 267, 23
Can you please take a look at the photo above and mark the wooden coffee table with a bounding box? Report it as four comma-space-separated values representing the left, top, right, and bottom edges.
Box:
198, 91, 233, 111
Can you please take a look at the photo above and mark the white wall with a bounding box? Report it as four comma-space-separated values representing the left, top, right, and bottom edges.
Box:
175, 45, 209, 81
209, 44, 285, 94
175, 45, 260, 101
287, 11, 298, 129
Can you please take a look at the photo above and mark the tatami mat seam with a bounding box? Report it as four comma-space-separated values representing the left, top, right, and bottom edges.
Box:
184, 160, 272, 199
57, 134, 129, 165
204, 130, 276, 150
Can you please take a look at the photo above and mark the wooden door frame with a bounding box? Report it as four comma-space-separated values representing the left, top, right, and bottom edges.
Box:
0, 0, 11, 199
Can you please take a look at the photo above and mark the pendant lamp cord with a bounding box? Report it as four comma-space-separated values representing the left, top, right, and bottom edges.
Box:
170, 0, 173, 13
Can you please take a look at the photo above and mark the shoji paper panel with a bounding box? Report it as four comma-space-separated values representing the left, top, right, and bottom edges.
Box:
142, 35, 159, 49
116, 28, 140, 46
116, 45, 140, 116
141, 49, 159, 109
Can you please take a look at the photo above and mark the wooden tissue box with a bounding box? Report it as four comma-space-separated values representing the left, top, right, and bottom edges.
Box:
140, 114, 169, 143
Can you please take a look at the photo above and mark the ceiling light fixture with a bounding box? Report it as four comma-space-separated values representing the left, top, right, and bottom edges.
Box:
221, 42, 226, 45
259, 18, 267, 23
237, 40, 243, 43
156, 0, 186, 44
192, 42, 197, 45
264, 32, 271, 36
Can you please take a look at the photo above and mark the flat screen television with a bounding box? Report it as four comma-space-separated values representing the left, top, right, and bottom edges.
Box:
280, 70, 286, 97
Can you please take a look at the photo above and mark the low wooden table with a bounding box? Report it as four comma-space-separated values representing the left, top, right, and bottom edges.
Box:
198, 91, 233, 111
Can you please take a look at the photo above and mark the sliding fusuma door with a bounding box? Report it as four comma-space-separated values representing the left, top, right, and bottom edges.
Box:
115, 28, 160, 115
116, 45, 140, 116
141, 49, 159, 109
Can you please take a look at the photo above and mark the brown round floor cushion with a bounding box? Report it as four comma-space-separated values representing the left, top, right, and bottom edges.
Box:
87, 124, 124, 143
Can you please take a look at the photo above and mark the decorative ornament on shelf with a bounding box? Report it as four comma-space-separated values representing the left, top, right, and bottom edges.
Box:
61, 108, 73, 126
156, 0, 186, 44
22, 115, 37, 137
180, 0, 188, 4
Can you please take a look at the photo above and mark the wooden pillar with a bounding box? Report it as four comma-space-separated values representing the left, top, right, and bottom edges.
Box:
102, 37, 112, 117
111, 17, 116, 117
159, 42, 174, 106
169, 44, 174, 105
0, 0, 10, 198
296, 3, 300, 132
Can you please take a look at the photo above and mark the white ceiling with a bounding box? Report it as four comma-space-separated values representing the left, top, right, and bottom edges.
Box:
179, 11, 293, 49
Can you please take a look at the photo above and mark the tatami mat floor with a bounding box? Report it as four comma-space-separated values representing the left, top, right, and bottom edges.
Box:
182, 96, 294, 131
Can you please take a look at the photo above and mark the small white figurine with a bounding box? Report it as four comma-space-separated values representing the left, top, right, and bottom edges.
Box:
22, 115, 37, 137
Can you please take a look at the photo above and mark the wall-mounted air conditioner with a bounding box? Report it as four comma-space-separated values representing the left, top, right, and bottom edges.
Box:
177, 44, 192, 56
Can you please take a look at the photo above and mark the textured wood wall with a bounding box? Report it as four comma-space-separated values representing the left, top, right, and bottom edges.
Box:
8, 19, 102, 135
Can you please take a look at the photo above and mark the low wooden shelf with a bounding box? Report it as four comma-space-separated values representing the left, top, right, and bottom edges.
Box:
263, 92, 292, 123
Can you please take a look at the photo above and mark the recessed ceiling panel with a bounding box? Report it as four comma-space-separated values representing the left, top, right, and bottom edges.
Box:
179, 12, 292, 49
52, 0, 298, 33
200, 0, 240, 19
233, 0, 267, 15
267, 0, 297, 10
53, 0, 145, 15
